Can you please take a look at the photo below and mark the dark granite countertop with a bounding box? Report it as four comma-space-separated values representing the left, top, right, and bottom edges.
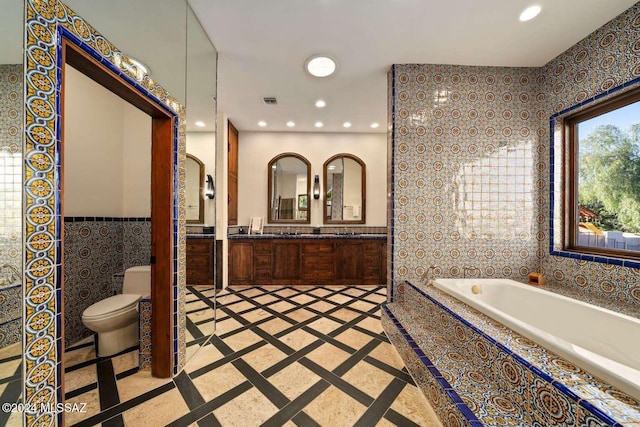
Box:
227, 233, 386, 240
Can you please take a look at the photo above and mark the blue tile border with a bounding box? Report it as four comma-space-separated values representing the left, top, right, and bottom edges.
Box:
549, 73, 640, 267
381, 303, 483, 426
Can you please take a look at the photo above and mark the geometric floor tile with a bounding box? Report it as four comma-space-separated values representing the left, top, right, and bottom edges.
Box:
62, 285, 442, 426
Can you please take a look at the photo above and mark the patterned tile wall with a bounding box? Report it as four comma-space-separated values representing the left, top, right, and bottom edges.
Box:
542, 3, 640, 306
389, 3, 640, 309
63, 218, 151, 347
23, 1, 186, 425
389, 64, 545, 287
384, 282, 640, 426
0, 64, 23, 348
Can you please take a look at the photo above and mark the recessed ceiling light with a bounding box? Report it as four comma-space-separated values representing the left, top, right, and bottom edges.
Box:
315, 121, 323, 128
258, 121, 267, 127
195, 121, 206, 127
315, 100, 326, 108
286, 121, 296, 127
519, 4, 541, 22
305, 55, 337, 77
343, 122, 352, 128
370, 122, 380, 128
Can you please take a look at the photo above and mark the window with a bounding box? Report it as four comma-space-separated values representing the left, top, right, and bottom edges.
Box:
565, 88, 640, 258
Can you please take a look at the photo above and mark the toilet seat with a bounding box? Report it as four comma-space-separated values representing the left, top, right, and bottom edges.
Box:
82, 294, 141, 320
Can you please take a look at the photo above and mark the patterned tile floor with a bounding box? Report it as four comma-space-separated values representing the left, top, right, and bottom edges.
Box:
62, 285, 441, 426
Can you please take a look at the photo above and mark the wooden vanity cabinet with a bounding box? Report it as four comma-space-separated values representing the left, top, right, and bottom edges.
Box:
186, 237, 215, 286
228, 237, 386, 286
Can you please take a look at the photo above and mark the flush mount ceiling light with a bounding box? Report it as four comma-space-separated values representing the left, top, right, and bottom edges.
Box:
128, 57, 150, 81
286, 121, 296, 127
519, 4, 541, 21
195, 121, 206, 127
370, 122, 380, 129
343, 122, 352, 128
258, 121, 267, 127
315, 121, 324, 128
305, 55, 337, 77
315, 100, 326, 108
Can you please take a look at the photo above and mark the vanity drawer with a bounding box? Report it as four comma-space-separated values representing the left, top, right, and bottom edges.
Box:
187, 240, 213, 254
255, 255, 271, 268
302, 242, 334, 254
255, 241, 271, 254
302, 255, 334, 279
255, 268, 271, 280
363, 241, 381, 253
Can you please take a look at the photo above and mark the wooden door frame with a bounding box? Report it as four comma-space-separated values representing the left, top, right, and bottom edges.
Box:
61, 39, 174, 377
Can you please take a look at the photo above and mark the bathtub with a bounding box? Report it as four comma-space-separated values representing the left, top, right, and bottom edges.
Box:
432, 278, 640, 402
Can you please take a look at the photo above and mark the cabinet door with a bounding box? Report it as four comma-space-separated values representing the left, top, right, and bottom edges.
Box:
229, 241, 254, 281
272, 242, 300, 280
335, 241, 364, 280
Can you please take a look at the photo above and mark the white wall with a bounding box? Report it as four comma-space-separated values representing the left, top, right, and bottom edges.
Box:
186, 132, 216, 225
238, 131, 386, 226
122, 102, 152, 217
64, 65, 151, 216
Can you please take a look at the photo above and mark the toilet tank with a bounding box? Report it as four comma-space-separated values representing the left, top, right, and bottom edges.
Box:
122, 265, 151, 296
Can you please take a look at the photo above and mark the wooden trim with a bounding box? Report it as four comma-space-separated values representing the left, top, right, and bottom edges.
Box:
61, 39, 175, 378
150, 117, 174, 377
563, 84, 640, 260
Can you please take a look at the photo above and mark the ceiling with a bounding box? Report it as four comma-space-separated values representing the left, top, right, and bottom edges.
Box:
2, 1, 638, 136
188, 0, 638, 134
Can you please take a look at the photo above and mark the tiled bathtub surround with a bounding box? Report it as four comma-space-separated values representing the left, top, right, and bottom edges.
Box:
383, 281, 640, 426
64, 217, 151, 347
389, 2, 640, 316
389, 64, 544, 288
0, 64, 23, 348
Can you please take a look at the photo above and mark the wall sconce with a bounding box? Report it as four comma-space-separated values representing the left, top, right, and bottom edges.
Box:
313, 175, 320, 199
205, 174, 215, 199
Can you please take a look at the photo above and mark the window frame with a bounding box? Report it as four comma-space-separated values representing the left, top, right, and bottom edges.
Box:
564, 86, 640, 260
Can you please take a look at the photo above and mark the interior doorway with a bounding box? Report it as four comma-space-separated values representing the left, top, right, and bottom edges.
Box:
61, 38, 175, 378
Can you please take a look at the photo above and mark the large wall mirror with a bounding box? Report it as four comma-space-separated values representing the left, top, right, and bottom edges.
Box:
186, 154, 205, 224
268, 153, 311, 223
323, 154, 366, 224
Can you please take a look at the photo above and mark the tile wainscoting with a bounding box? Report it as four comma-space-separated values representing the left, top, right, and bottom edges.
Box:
63, 217, 151, 347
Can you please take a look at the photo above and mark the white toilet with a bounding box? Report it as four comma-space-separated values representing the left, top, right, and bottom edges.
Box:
82, 265, 151, 357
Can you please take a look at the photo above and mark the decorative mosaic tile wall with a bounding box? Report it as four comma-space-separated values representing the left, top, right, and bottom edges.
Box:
383, 282, 640, 426
23, 1, 186, 425
389, 64, 545, 289
0, 64, 23, 348
389, 3, 640, 310
63, 217, 151, 347
542, 3, 640, 306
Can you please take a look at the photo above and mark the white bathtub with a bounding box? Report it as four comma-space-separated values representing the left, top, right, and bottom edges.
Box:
432, 278, 640, 401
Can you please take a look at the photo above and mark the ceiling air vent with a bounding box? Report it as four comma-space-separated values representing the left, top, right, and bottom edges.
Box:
262, 97, 278, 105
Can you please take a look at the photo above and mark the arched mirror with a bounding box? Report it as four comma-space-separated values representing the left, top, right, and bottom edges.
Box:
186, 154, 205, 224
323, 154, 366, 224
268, 153, 311, 223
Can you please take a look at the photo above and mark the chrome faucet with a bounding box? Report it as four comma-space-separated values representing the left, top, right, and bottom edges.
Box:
1, 264, 21, 284
463, 266, 480, 278
421, 265, 437, 286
